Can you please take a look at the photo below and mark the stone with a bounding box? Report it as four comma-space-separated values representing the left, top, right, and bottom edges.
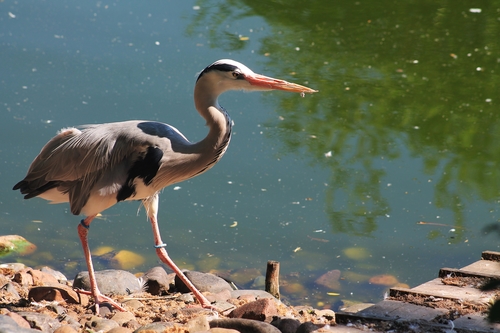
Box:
5, 311, 31, 328
2, 282, 20, 300
296, 322, 318, 333
13, 270, 34, 286
175, 270, 232, 294
205, 289, 232, 303
73, 269, 142, 295
18, 311, 62, 332
210, 318, 281, 333
142, 266, 173, 295
0, 262, 26, 272
28, 284, 89, 306
186, 315, 210, 332
122, 299, 144, 310
229, 298, 278, 322
40, 266, 68, 283
314, 270, 341, 290
28, 268, 60, 285
230, 289, 276, 300
271, 317, 300, 333
0, 314, 40, 333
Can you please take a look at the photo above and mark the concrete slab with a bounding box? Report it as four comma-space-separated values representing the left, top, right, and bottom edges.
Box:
411, 278, 495, 304
357, 300, 447, 321
453, 314, 500, 332
460, 260, 500, 276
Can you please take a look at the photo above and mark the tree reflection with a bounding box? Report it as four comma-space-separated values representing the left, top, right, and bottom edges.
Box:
188, 0, 500, 237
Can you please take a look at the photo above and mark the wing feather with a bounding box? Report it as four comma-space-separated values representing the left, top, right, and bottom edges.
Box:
14, 120, 182, 215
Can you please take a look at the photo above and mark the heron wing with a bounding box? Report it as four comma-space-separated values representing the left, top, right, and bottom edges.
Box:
14, 120, 189, 215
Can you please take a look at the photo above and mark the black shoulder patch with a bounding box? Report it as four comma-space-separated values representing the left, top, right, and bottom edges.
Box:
116, 146, 163, 202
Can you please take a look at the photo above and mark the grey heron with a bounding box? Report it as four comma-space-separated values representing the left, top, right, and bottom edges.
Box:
13, 59, 317, 313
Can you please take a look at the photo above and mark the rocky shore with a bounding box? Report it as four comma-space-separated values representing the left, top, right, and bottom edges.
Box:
0, 263, 344, 333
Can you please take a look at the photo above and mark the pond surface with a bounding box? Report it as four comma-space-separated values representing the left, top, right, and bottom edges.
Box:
1, 0, 500, 309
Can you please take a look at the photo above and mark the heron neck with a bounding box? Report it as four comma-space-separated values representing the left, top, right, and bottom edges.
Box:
192, 87, 232, 172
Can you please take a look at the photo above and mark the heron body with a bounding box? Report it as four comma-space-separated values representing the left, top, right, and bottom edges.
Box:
13, 59, 317, 313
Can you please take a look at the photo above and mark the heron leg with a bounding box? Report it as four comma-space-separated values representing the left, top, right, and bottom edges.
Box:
144, 196, 215, 310
77, 215, 127, 313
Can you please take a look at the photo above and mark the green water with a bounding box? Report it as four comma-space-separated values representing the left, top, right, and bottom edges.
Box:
1, 0, 500, 309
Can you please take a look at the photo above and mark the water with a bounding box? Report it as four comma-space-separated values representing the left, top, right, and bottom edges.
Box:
1, 0, 500, 309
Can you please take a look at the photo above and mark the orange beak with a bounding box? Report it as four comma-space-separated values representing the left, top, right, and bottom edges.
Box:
246, 73, 318, 94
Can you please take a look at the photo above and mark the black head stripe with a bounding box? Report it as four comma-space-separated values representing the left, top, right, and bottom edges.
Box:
196, 62, 238, 82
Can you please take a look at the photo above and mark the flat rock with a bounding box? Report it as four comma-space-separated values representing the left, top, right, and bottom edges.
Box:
73, 269, 142, 295
175, 271, 232, 294
356, 300, 447, 321
28, 284, 89, 306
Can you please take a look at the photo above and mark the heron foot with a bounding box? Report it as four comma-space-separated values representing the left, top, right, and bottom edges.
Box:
75, 288, 127, 313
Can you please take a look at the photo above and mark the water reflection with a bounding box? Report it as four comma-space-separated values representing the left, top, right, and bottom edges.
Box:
190, 0, 500, 238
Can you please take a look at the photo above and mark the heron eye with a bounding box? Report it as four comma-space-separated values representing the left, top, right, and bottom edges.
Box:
232, 71, 242, 79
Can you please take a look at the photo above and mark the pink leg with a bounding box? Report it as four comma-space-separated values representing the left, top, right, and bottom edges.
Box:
76, 215, 127, 313
145, 197, 215, 309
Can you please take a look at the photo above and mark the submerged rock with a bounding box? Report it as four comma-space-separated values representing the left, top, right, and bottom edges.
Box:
0, 235, 36, 257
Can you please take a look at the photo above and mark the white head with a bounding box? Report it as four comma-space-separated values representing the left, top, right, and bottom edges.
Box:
196, 59, 318, 95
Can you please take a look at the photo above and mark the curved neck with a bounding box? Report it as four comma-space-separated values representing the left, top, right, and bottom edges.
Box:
191, 82, 233, 174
